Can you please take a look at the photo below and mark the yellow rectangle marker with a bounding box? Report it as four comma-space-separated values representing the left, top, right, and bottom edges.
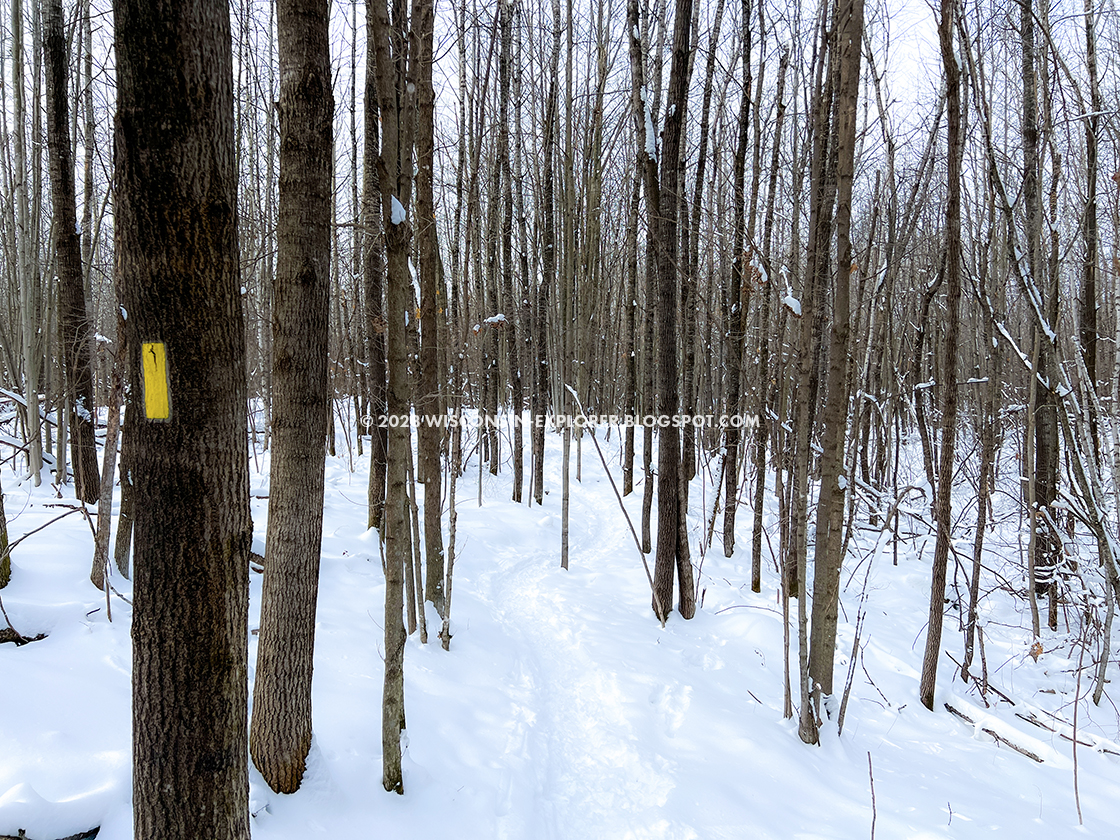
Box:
141, 342, 171, 420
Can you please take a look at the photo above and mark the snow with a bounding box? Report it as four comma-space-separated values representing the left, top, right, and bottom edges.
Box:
644, 103, 657, 160
483, 314, 507, 326
391, 196, 406, 225
2, 413, 1120, 838
781, 294, 801, 317
119, 306, 127, 321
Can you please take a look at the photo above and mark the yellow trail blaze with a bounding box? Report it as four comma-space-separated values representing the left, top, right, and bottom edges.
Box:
141, 342, 170, 420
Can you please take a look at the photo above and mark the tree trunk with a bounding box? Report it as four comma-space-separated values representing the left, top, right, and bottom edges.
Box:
250, 0, 333, 795
791, 1, 839, 746
368, 0, 416, 794
646, 0, 694, 621
414, 0, 444, 614
752, 47, 789, 593
1080, 0, 1100, 450
919, 0, 962, 711
1020, 0, 1059, 622
808, 0, 864, 700
115, 0, 251, 835
364, 0, 388, 531
13, 0, 42, 487
0, 468, 9, 588
45, 0, 99, 506
722, 0, 751, 560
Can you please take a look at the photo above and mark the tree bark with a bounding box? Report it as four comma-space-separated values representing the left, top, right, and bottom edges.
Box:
364, 0, 388, 531
648, 0, 694, 621
919, 0, 962, 712
368, 0, 415, 793
808, 0, 864, 700
115, 0, 251, 835
13, 0, 42, 487
45, 0, 99, 507
250, 0, 333, 794
722, 0, 751, 560
414, 0, 444, 614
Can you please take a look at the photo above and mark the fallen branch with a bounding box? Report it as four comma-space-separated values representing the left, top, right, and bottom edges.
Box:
1014, 709, 1120, 758
0, 830, 99, 840
944, 702, 1044, 763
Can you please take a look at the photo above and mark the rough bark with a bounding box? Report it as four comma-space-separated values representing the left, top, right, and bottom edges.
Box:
250, 0, 333, 794
791, 0, 838, 746
115, 0, 251, 835
1080, 0, 1099, 444
1021, 0, 1059, 617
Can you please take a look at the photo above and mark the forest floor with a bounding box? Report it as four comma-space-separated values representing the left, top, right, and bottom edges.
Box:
2, 413, 1120, 838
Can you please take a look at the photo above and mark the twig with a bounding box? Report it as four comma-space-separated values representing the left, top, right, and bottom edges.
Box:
867, 752, 877, 840
1073, 612, 1087, 826
563, 385, 665, 626
0, 506, 89, 568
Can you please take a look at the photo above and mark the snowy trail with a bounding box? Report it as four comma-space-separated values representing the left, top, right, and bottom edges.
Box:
460, 444, 719, 840
484, 539, 677, 838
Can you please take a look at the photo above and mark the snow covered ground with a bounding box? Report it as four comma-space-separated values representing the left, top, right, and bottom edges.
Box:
2, 414, 1120, 838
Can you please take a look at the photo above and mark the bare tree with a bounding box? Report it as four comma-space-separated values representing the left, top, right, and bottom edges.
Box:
919, 0, 962, 712
13, 0, 41, 486
368, 0, 417, 793
808, 0, 864, 702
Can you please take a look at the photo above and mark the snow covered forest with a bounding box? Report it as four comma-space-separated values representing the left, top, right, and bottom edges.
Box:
3, 0, 1120, 837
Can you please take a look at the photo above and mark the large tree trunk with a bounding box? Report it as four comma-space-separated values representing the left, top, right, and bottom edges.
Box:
534, 2, 560, 508
497, 0, 522, 502
45, 0, 99, 508
250, 0, 333, 794
115, 0, 251, 836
